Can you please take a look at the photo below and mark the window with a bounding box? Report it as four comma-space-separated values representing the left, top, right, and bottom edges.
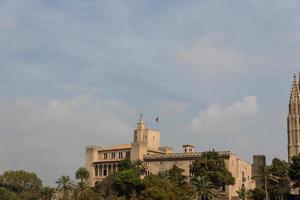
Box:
111, 152, 115, 159
95, 165, 98, 176
99, 165, 102, 176
119, 152, 123, 159
104, 165, 107, 176
104, 153, 107, 159
126, 151, 130, 158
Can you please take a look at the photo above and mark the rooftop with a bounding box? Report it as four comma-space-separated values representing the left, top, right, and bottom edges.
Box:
143, 151, 231, 161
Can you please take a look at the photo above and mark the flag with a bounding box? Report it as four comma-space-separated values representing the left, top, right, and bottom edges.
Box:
155, 117, 159, 123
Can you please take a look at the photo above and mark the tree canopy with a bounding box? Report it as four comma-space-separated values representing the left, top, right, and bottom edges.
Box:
190, 151, 235, 189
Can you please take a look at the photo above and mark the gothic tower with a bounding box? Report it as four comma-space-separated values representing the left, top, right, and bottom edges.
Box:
288, 74, 300, 162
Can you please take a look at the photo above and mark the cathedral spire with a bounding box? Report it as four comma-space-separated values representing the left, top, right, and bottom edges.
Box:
290, 74, 300, 104
288, 74, 300, 162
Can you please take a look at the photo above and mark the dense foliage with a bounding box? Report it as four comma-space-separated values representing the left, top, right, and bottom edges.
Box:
289, 154, 300, 187
2, 152, 300, 200
190, 151, 235, 190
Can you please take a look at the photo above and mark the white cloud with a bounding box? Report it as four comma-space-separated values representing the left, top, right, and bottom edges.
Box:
0, 95, 137, 185
189, 96, 257, 135
152, 100, 189, 117
178, 35, 273, 79
179, 35, 245, 74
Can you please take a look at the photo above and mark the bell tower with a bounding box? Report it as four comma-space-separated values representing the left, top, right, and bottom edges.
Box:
288, 74, 300, 162
131, 114, 161, 161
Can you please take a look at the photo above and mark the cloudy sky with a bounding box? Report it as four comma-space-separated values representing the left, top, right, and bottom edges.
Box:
1, 0, 300, 186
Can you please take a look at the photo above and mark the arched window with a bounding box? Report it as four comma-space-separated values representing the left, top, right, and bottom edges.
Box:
108, 164, 112, 175
99, 165, 102, 176
103, 165, 107, 176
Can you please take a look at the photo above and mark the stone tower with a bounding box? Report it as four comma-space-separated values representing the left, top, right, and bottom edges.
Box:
130, 114, 161, 161
288, 74, 300, 162
252, 155, 266, 187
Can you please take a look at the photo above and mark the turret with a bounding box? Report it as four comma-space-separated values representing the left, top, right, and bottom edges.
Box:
137, 114, 145, 130
183, 144, 194, 153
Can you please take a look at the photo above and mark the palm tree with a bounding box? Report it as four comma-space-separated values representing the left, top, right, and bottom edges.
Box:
134, 160, 147, 175
192, 176, 217, 200
39, 186, 56, 200
55, 175, 75, 199
236, 184, 250, 200
75, 167, 90, 183
72, 181, 87, 200
253, 166, 280, 200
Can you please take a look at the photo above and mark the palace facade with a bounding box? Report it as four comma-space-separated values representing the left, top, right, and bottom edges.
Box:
85, 116, 256, 200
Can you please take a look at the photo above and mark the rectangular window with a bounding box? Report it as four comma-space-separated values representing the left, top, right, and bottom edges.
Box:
119, 152, 123, 159
104, 153, 107, 159
126, 152, 130, 158
95, 166, 98, 176
112, 152, 115, 159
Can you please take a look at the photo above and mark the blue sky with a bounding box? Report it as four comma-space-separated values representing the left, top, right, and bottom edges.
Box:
1, 0, 300, 186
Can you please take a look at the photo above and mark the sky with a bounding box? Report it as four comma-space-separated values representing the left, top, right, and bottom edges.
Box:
1, 0, 300, 186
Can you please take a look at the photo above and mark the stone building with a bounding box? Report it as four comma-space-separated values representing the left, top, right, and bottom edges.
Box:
288, 74, 300, 162
85, 116, 255, 200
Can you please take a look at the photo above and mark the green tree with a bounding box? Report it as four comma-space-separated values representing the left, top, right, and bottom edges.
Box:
289, 154, 300, 191
268, 158, 290, 200
93, 176, 117, 200
118, 159, 136, 171
55, 175, 74, 200
0, 170, 42, 200
133, 160, 147, 176
166, 165, 186, 186
253, 165, 280, 200
39, 186, 56, 200
77, 188, 100, 200
140, 174, 194, 200
192, 176, 217, 200
0, 187, 19, 200
236, 184, 250, 200
72, 181, 86, 200
249, 187, 265, 200
113, 169, 143, 199
75, 167, 90, 183
118, 159, 146, 176
0, 170, 42, 193
191, 151, 235, 190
